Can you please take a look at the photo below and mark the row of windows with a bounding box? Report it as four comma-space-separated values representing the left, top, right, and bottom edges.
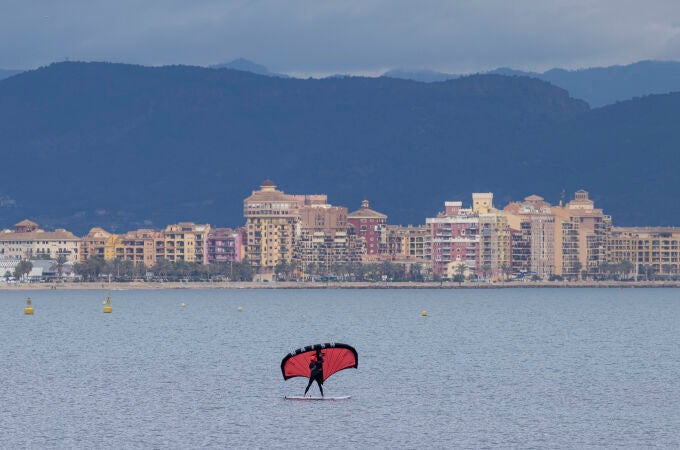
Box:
1, 241, 75, 245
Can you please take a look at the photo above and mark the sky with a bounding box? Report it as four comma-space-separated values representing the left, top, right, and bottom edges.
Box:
2, 0, 680, 76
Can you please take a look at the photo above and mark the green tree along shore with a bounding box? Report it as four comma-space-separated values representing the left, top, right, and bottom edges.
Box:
72, 258, 429, 283
73, 257, 255, 282
65, 257, 662, 284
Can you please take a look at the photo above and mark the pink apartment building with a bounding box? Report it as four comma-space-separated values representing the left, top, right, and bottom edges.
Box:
206, 227, 245, 264
426, 201, 480, 277
347, 200, 387, 257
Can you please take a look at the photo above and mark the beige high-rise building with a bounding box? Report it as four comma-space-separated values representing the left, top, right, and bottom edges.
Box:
243, 180, 303, 273
551, 190, 610, 279
296, 200, 363, 275
478, 211, 512, 279
0, 220, 79, 262
505, 195, 555, 279
471, 194, 512, 279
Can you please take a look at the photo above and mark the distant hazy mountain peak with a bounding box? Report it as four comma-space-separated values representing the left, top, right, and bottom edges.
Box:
209, 58, 288, 78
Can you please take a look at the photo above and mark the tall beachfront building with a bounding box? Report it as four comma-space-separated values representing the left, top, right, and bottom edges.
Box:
426, 201, 479, 278
473, 193, 512, 279
347, 200, 387, 260
551, 190, 610, 279
243, 180, 365, 277
296, 198, 363, 275
427, 194, 513, 280
243, 180, 303, 274
0, 219, 79, 262
504, 195, 556, 280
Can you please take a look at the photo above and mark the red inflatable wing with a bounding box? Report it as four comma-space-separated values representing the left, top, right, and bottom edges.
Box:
281, 343, 358, 382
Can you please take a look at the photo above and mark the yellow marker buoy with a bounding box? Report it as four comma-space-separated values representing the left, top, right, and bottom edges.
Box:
421, 310, 428, 316
24, 298, 34, 315
181, 303, 186, 308
237, 306, 243, 312
103, 297, 112, 313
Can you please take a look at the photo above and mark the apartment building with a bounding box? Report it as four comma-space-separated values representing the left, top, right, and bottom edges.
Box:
608, 227, 680, 278
552, 190, 610, 278
385, 224, 431, 262
505, 195, 555, 279
426, 201, 479, 277
295, 199, 363, 274
116, 229, 162, 266
206, 228, 245, 264
157, 222, 210, 264
0, 219, 79, 262
347, 200, 388, 259
243, 180, 303, 273
478, 212, 512, 279
79, 228, 118, 262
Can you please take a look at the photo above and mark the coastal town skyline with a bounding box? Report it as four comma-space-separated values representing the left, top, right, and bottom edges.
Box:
2, 180, 679, 282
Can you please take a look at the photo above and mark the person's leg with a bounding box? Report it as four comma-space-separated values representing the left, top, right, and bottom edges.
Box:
316, 377, 324, 397
304, 377, 314, 395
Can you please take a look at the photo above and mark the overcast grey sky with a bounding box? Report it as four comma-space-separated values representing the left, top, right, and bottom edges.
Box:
2, 0, 680, 76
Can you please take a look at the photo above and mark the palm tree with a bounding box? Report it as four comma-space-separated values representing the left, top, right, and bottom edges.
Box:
56, 254, 68, 279
619, 260, 634, 280
501, 263, 512, 281
455, 263, 467, 279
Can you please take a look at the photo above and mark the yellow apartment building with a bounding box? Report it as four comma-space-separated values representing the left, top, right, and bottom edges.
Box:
116, 229, 162, 266
244, 180, 304, 273
386, 224, 431, 262
79, 228, 118, 262
608, 227, 680, 278
157, 222, 210, 264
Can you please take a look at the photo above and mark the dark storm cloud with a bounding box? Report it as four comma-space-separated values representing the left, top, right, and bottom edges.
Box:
2, 0, 680, 74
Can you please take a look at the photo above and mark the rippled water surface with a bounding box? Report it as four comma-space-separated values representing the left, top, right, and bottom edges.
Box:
1, 288, 679, 448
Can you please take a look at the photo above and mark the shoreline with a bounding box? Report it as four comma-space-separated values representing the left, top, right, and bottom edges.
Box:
1, 280, 679, 290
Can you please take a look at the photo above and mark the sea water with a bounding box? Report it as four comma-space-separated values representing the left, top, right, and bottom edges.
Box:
1, 288, 679, 448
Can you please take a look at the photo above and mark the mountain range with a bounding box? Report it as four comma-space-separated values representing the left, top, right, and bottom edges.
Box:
384, 60, 680, 107
0, 61, 678, 234
5, 58, 680, 106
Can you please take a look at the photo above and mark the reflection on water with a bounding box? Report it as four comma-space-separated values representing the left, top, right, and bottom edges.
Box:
1, 288, 679, 448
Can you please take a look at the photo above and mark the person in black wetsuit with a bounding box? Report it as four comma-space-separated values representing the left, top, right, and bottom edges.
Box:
304, 350, 324, 396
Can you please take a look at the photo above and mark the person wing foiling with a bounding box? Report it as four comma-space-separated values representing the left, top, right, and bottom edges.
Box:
304, 350, 324, 396
281, 343, 358, 397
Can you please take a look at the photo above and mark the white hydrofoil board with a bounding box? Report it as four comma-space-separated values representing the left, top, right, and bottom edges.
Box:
284, 395, 351, 401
